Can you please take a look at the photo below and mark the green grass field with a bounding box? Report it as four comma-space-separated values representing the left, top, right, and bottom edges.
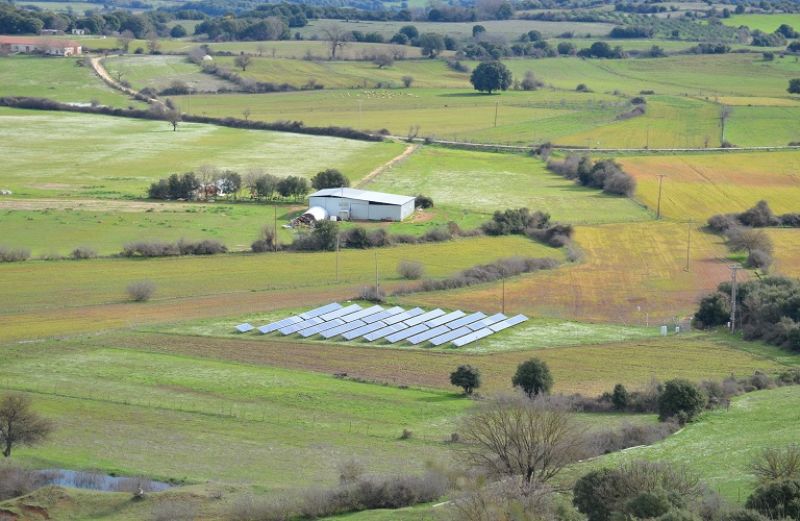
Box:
595, 385, 800, 501
103, 55, 235, 93
0, 56, 135, 108
366, 146, 651, 224
723, 13, 800, 33
0, 108, 405, 198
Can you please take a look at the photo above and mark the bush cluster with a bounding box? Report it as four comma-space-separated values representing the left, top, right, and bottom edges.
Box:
482, 208, 574, 247
695, 276, 800, 352
396, 256, 559, 294
0, 246, 31, 263
547, 155, 636, 197
708, 200, 800, 232
121, 239, 227, 258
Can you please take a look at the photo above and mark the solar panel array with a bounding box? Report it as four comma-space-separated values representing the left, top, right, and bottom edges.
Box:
240, 303, 528, 347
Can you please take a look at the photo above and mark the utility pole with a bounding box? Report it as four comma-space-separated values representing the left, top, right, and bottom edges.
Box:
335, 233, 340, 282
685, 222, 692, 272
374, 251, 379, 296
656, 174, 666, 219
273, 205, 278, 252
501, 276, 505, 314
729, 264, 741, 333
494, 102, 499, 128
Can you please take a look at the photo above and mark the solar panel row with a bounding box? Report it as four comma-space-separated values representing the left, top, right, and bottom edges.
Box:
240, 302, 528, 347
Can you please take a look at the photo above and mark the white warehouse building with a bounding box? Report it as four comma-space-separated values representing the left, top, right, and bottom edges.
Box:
308, 188, 416, 222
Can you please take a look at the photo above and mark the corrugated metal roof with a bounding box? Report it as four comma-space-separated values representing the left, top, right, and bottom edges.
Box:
309, 188, 415, 206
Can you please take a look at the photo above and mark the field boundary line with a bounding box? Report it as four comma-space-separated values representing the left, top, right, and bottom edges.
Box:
89, 55, 165, 107
356, 144, 419, 188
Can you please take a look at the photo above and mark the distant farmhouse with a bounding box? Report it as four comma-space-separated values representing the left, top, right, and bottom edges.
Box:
308, 188, 416, 222
0, 36, 82, 56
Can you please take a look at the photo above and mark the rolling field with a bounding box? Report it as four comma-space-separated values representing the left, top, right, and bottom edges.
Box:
0, 56, 135, 108
366, 147, 651, 223
0, 108, 405, 198
410, 221, 731, 324
596, 385, 800, 501
619, 151, 800, 221
766, 228, 800, 276
0, 235, 560, 342
0, 339, 471, 489
99, 330, 791, 397
723, 13, 800, 33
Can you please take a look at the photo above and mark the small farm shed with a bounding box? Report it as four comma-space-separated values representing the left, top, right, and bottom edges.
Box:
308, 188, 415, 222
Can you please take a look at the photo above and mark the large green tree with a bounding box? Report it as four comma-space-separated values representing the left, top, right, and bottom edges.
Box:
470, 61, 512, 94
512, 358, 553, 396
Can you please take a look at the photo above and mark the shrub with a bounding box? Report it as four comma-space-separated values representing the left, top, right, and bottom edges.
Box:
410, 256, 558, 294
127, 280, 156, 302
693, 293, 730, 329
658, 379, 706, 422
625, 491, 672, 519
512, 358, 553, 396
482, 208, 551, 236
397, 260, 424, 279
707, 213, 739, 233
720, 510, 771, 521
450, 364, 481, 395
0, 246, 30, 262
750, 445, 800, 483
420, 227, 452, 242
612, 383, 629, 410
229, 495, 293, 521
121, 241, 180, 258
746, 479, 800, 519
401, 75, 413, 87
0, 465, 49, 501
359, 286, 385, 302
177, 239, 227, 255
746, 249, 773, 271
341, 227, 370, 249
251, 226, 278, 253
414, 194, 433, 209
70, 246, 97, 260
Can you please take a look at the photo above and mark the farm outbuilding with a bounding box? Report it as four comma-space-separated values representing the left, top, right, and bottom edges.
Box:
308, 188, 415, 222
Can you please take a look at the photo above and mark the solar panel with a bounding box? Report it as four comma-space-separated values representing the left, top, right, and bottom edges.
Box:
338, 305, 384, 323
342, 321, 387, 340
363, 323, 406, 342
319, 304, 362, 321
452, 327, 494, 347
235, 323, 254, 333
385, 324, 429, 343
279, 317, 323, 335
489, 314, 529, 332
383, 307, 424, 325
467, 313, 508, 331
425, 310, 466, 328
297, 318, 344, 338
429, 326, 474, 346
446, 312, 487, 330
299, 302, 342, 320
320, 319, 367, 339
404, 309, 445, 327
407, 325, 451, 345
258, 315, 302, 334
363, 306, 404, 324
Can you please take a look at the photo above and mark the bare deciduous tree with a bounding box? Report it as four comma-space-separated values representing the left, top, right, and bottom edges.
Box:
750, 445, 800, 483
460, 395, 585, 487
320, 24, 350, 60
117, 30, 134, 53
0, 394, 53, 458
235, 54, 252, 71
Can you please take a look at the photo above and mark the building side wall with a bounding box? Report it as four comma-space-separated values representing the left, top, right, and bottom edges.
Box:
309, 196, 407, 221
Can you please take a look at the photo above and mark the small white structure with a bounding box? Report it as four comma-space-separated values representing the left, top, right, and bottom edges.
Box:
308, 188, 415, 222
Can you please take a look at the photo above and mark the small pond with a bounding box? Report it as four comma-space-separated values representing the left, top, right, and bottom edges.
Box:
36, 469, 172, 493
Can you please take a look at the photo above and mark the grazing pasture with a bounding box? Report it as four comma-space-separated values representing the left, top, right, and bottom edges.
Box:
596, 386, 800, 500
723, 13, 800, 33
618, 151, 800, 221
365, 147, 651, 223
0, 56, 135, 108
0, 108, 405, 198
103, 55, 236, 93
410, 221, 731, 324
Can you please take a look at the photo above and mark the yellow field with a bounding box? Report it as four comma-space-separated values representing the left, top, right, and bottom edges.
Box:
619, 151, 800, 221
766, 229, 800, 276
406, 221, 732, 324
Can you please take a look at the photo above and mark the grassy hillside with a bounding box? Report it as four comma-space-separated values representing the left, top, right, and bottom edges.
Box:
366, 147, 651, 224
0, 108, 405, 198
595, 385, 800, 501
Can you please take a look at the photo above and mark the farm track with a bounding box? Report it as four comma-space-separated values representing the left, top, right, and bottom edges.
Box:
90, 55, 163, 106
356, 143, 418, 188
